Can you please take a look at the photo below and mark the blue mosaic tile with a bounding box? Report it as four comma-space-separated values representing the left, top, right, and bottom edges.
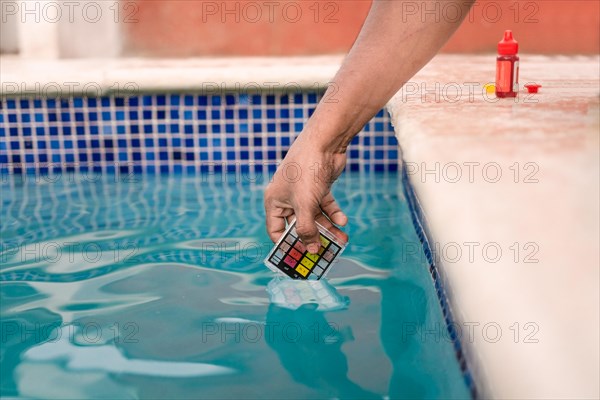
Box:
401, 164, 477, 399
0, 92, 398, 174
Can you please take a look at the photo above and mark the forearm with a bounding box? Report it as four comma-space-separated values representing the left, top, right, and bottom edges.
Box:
305, 0, 476, 153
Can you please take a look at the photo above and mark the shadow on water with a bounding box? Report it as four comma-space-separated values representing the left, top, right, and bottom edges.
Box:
264, 274, 451, 400
266, 303, 380, 400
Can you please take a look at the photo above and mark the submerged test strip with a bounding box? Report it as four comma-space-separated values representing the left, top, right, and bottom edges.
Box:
264, 220, 347, 280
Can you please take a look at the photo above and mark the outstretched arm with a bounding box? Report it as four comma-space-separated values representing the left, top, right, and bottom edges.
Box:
265, 0, 475, 253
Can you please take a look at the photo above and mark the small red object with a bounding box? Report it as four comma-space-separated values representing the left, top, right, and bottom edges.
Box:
524, 84, 541, 93
495, 30, 520, 98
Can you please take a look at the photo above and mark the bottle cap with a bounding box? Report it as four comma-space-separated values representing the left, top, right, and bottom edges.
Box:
524, 84, 541, 93
498, 30, 518, 55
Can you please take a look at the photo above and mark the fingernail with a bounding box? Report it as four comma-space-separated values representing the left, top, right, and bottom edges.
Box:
307, 243, 320, 254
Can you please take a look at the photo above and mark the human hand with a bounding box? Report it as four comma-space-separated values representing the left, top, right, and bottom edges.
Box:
264, 132, 349, 253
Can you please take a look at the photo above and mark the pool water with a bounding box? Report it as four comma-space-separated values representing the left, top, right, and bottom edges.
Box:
1, 172, 470, 399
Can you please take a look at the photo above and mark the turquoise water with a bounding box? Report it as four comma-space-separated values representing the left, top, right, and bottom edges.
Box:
1, 172, 469, 399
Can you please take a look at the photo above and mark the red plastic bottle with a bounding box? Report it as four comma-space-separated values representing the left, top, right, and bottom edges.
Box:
495, 30, 519, 98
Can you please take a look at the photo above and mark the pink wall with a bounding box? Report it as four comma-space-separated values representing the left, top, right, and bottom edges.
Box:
122, 1, 599, 57
441, 0, 600, 54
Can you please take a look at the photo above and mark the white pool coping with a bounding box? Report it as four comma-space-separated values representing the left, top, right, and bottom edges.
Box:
0, 55, 343, 95
387, 54, 600, 399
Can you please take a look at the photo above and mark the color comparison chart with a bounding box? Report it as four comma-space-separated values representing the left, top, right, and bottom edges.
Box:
264, 220, 347, 280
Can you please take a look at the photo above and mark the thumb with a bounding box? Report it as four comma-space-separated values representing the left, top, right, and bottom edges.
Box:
295, 207, 321, 254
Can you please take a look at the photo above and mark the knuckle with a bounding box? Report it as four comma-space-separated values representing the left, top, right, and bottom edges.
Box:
295, 222, 315, 238
264, 184, 273, 197
322, 196, 336, 208
263, 188, 275, 206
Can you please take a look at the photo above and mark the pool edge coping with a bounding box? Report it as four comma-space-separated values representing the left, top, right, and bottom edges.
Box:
0, 55, 345, 97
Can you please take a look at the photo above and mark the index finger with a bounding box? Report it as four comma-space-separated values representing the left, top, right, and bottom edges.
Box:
266, 210, 287, 243
265, 199, 295, 242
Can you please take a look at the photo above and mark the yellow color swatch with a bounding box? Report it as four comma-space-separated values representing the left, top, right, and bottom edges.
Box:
306, 252, 319, 262
296, 265, 309, 277
301, 257, 315, 269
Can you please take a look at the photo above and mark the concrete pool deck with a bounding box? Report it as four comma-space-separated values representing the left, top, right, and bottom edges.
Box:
387, 55, 600, 399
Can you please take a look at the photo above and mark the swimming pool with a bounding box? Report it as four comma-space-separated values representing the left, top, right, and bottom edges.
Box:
1, 171, 470, 399
1, 88, 472, 398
